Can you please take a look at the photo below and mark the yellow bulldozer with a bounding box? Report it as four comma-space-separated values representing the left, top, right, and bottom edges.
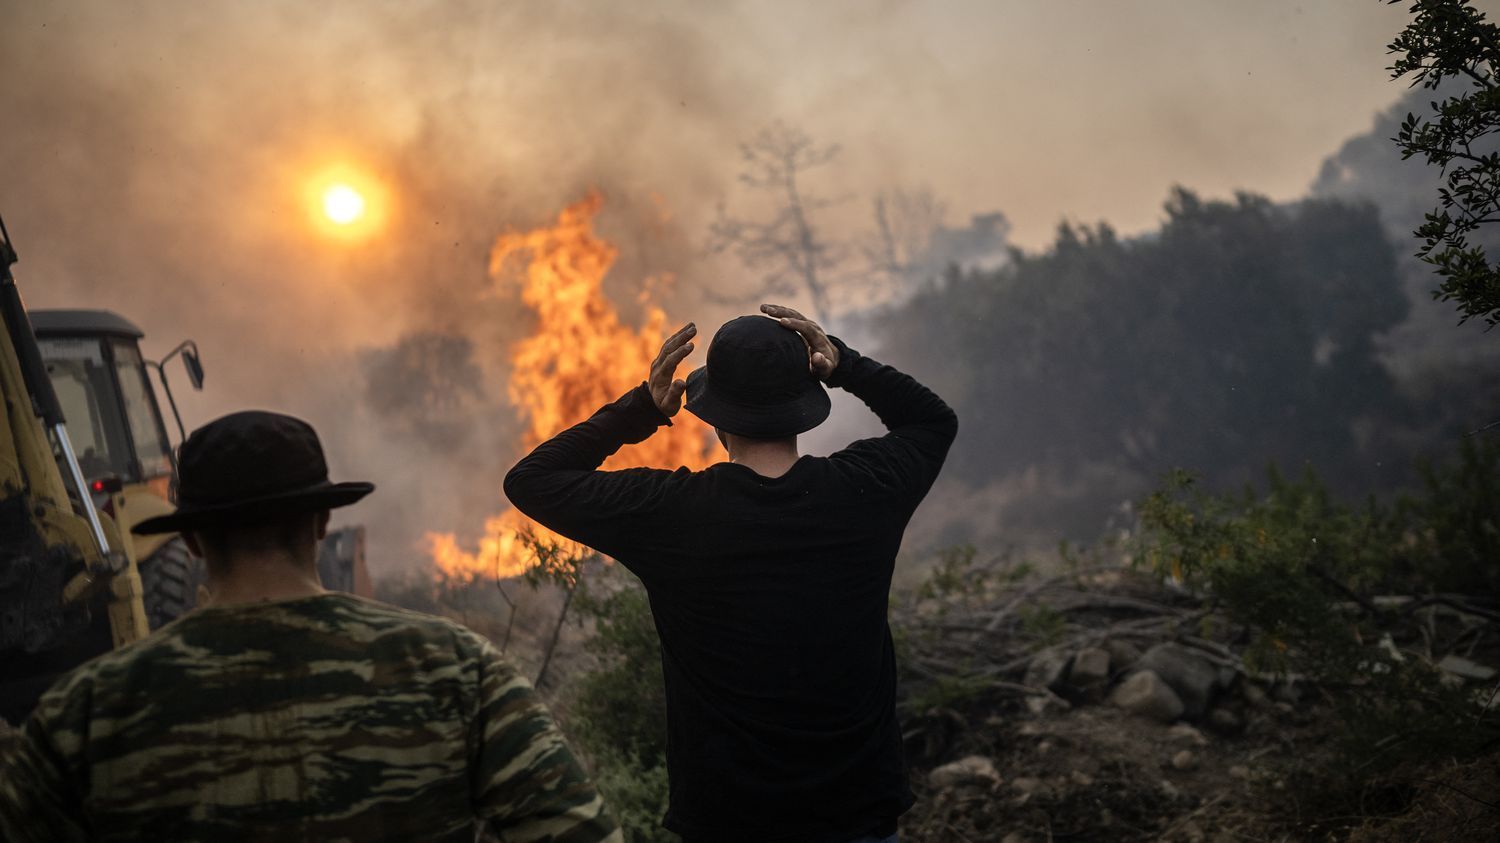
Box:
0, 217, 369, 725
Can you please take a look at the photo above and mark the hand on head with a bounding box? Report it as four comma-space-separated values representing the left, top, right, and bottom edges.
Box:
650, 322, 696, 417
760, 304, 839, 380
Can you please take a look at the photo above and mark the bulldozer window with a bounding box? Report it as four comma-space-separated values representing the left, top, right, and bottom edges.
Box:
39, 337, 132, 481
110, 340, 173, 479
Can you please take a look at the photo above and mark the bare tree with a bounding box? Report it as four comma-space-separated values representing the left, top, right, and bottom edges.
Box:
709, 123, 847, 322
865, 187, 947, 294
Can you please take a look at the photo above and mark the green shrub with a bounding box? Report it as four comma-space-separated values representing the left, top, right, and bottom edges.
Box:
567, 569, 673, 841
1135, 440, 1500, 769
1399, 435, 1500, 595
582, 745, 674, 843
570, 581, 667, 761
1137, 466, 1394, 677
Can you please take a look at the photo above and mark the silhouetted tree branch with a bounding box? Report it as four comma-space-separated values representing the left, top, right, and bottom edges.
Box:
708, 123, 847, 322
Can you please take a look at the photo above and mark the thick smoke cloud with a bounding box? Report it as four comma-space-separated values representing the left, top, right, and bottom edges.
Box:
0, 0, 767, 573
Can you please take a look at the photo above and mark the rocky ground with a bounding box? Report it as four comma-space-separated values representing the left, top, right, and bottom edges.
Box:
890, 563, 1500, 842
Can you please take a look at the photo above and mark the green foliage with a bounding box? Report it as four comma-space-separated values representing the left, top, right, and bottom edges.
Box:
1017, 604, 1067, 649
580, 746, 674, 843
915, 545, 985, 602
516, 526, 595, 589
1138, 467, 1397, 677
1389, 0, 1500, 328
565, 570, 671, 841
902, 671, 993, 713
1400, 434, 1500, 594
1135, 440, 1500, 769
570, 582, 668, 760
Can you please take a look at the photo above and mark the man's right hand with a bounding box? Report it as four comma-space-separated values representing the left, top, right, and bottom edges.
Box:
649, 322, 696, 417
761, 304, 839, 381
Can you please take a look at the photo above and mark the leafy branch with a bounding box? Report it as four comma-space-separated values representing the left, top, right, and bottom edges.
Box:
1389, 0, 1500, 328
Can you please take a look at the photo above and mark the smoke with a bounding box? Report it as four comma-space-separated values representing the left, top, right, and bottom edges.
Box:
1309, 81, 1500, 382
359, 332, 491, 452
0, 0, 769, 574
3, 1, 1479, 574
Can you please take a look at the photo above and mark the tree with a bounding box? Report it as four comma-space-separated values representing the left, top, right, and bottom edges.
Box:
1388, 0, 1500, 328
708, 123, 846, 322
710, 126, 1009, 318
871, 189, 1410, 510
864, 187, 947, 295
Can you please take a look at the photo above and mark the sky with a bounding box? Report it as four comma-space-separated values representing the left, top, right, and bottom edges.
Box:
1, 0, 1485, 574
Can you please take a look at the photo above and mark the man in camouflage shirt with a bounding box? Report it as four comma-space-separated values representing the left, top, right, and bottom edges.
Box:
0, 411, 619, 843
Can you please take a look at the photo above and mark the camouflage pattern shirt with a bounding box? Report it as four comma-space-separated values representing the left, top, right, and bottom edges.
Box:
0, 592, 620, 843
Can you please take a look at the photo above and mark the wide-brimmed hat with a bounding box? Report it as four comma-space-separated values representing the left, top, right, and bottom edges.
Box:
684, 315, 830, 438
132, 410, 374, 535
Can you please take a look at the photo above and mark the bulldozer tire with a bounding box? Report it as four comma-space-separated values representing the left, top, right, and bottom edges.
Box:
138, 537, 206, 630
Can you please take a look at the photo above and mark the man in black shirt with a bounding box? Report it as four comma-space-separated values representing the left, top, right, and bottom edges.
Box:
504, 303, 957, 842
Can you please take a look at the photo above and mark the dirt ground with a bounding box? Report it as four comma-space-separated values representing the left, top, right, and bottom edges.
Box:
901, 689, 1298, 841
896, 644, 1500, 842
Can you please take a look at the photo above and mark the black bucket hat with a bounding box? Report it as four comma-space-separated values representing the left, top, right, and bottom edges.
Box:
684, 315, 830, 438
132, 410, 374, 535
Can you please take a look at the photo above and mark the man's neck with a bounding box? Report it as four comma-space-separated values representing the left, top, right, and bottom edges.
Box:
201, 555, 326, 608
725, 434, 800, 479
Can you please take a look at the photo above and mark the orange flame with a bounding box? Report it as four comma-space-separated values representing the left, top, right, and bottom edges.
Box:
427, 192, 717, 580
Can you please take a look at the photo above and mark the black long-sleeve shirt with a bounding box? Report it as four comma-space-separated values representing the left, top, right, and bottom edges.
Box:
504, 337, 957, 843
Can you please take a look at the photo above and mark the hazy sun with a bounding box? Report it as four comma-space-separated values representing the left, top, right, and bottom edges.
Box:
302, 162, 387, 242
323, 184, 366, 225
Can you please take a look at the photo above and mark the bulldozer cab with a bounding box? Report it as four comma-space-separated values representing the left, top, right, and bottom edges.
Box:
31, 309, 371, 626
3, 249, 370, 724
30, 311, 186, 510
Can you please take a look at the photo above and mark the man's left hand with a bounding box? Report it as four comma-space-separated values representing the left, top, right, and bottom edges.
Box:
650, 322, 696, 417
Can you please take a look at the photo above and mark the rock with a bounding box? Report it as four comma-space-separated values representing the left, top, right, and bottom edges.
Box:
1110, 670, 1185, 723
1216, 665, 1239, 689
1166, 723, 1208, 746
1036, 740, 1054, 756
1136, 643, 1221, 717
1025, 693, 1071, 716
1025, 649, 1073, 692
1378, 633, 1406, 663
1171, 749, 1197, 771
1273, 680, 1302, 704
1066, 647, 1112, 701
928, 755, 1001, 790
1228, 765, 1251, 780
1103, 638, 1142, 674
1438, 654, 1498, 681
1207, 706, 1245, 736
1069, 769, 1095, 787
1010, 776, 1044, 795
1242, 681, 1269, 707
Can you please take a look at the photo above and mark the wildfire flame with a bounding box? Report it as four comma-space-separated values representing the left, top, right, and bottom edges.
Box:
426, 192, 717, 580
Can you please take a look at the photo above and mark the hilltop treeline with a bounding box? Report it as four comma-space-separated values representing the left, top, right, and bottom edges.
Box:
870, 187, 1497, 537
